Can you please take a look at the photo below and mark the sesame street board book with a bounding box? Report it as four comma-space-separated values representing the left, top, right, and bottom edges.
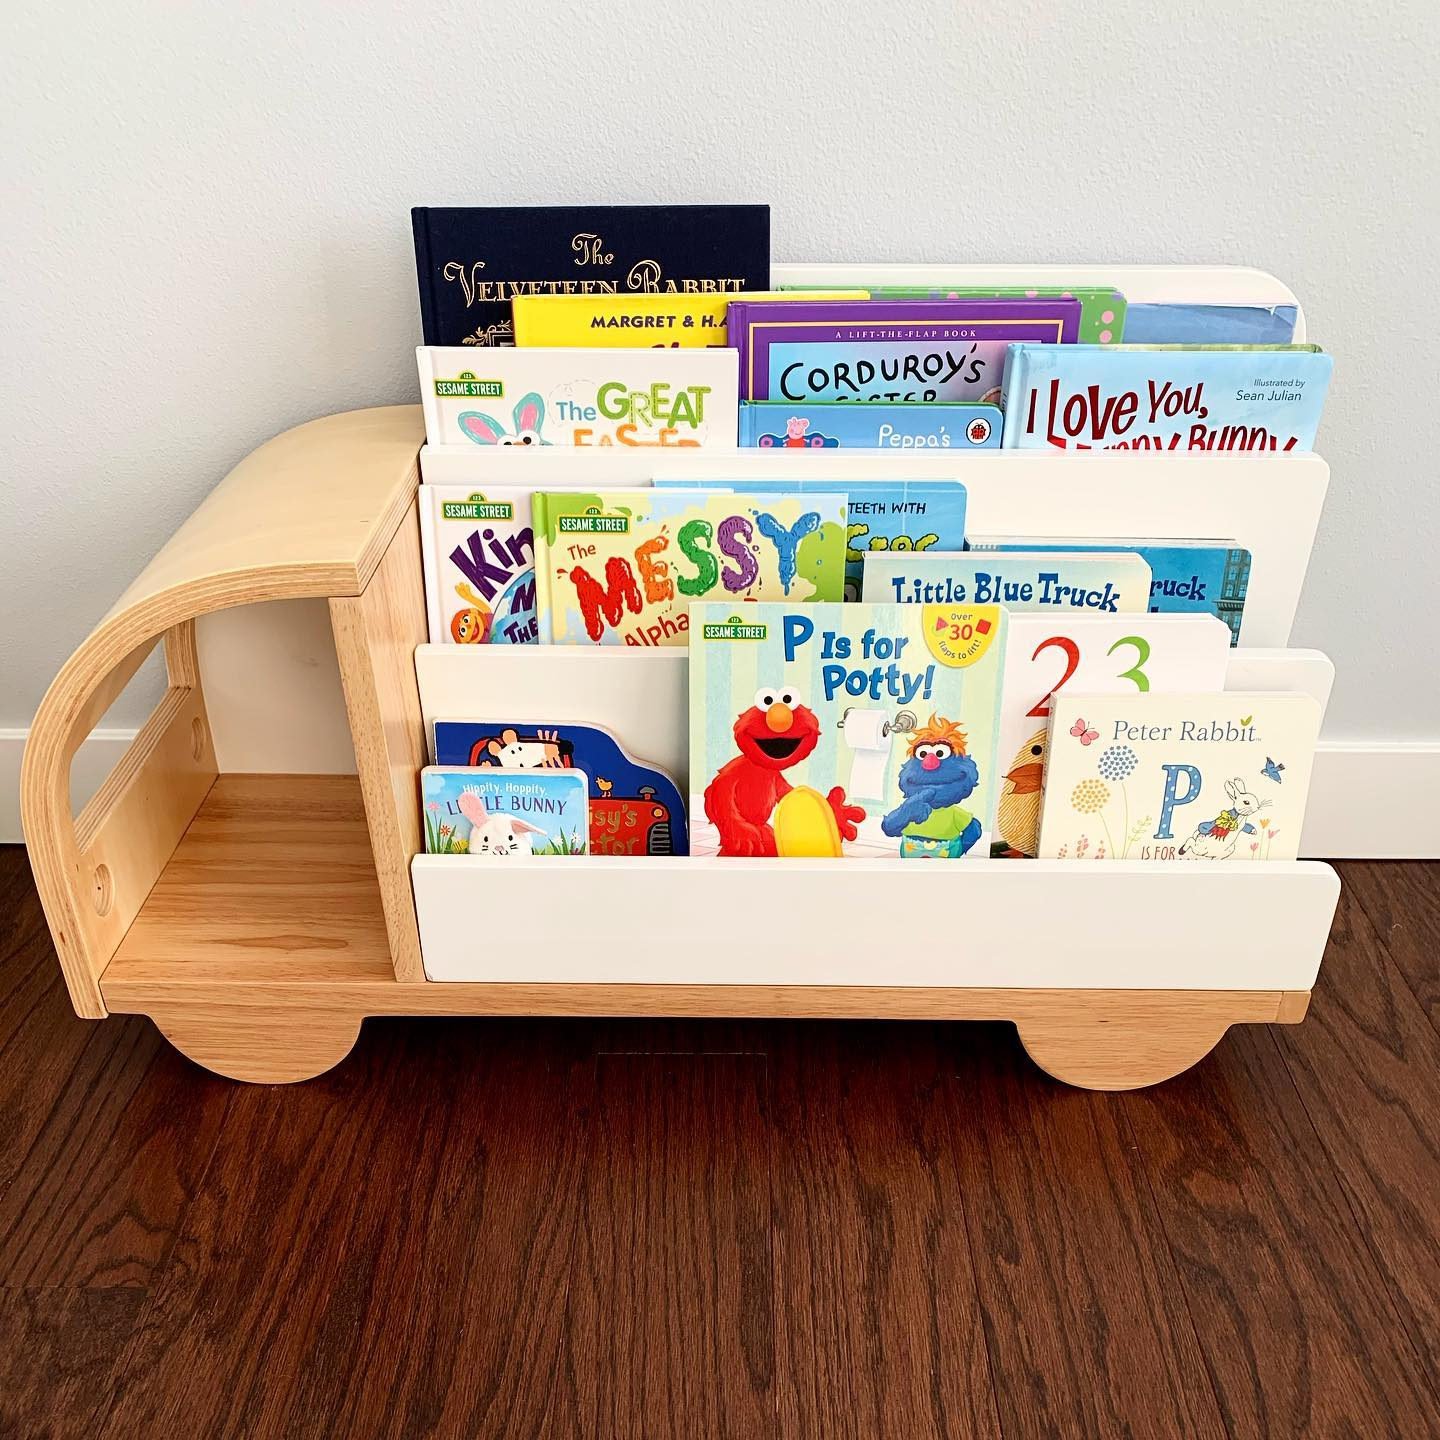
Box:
533, 489, 848, 646
991, 614, 1233, 858
416, 346, 740, 448
688, 602, 1007, 860
652, 477, 968, 601
727, 298, 1082, 403
862, 551, 1152, 615
420, 767, 590, 857
968, 537, 1252, 644
736, 402, 1002, 450
1036, 692, 1321, 862
432, 720, 688, 856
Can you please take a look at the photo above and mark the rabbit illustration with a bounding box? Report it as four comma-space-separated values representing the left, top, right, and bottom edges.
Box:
1178, 777, 1268, 860
457, 392, 548, 446
456, 790, 546, 857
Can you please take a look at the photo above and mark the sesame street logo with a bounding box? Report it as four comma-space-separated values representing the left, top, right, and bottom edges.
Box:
441, 494, 514, 521
434, 372, 503, 398
558, 511, 630, 534
703, 616, 767, 640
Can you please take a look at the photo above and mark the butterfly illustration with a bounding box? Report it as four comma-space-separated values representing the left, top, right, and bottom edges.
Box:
1070, 718, 1099, 746
1261, 756, 1285, 784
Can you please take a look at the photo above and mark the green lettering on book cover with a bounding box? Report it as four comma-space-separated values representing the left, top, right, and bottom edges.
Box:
558, 509, 630, 534
702, 615, 768, 641
434, 371, 504, 398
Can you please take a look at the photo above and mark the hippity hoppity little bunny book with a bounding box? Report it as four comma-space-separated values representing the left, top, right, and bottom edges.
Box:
1037, 693, 1321, 861
689, 602, 1007, 859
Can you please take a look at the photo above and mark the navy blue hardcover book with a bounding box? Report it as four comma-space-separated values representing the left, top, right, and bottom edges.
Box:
412, 204, 771, 347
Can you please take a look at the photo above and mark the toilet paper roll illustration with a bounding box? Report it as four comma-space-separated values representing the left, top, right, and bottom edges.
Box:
839, 707, 894, 799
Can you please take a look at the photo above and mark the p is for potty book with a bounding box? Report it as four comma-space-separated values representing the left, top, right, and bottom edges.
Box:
688, 602, 1007, 859
1036, 693, 1321, 861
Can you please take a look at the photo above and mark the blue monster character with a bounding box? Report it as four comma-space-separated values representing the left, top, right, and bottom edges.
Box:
881, 715, 983, 859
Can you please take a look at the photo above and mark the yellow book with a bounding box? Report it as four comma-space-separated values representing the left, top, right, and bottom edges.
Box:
512, 290, 868, 349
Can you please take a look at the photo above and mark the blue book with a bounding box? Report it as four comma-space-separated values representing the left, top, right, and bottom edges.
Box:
738, 402, 1001, 449
967, 537, 1252, 645
655, 477, 967, 601
1001, 344, 1331, 452
432, 720, 688, 855
1123, 303, 1298, 345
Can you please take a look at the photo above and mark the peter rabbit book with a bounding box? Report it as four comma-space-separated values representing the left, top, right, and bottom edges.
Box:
432, 720, 688, 856
416, 346, 740, 449
862, 551, 1152, 615
990, 614, 1232, 858
412, 204, 770, 346
689, 602, 1007, 859
533, 489, 848, 646
1001, 344, 1332, 451
1036, 692, 1321, 862
420, 767, 590, 856
969, 537, 1252, 644
512, 290, 865, 348
654, 477, 967, 601
737, 402, 1002, 450
728, 298, 1082, 403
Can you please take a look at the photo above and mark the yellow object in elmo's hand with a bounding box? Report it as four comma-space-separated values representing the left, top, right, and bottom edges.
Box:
774, 785, 844, 858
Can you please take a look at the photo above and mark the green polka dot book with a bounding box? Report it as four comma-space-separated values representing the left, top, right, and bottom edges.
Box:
1036, 693, 1321, 862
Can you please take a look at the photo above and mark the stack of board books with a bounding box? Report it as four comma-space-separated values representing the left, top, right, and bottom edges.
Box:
409, 203, 1328, 867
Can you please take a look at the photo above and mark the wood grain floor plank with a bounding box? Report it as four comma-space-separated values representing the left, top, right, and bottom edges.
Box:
1342, 860, 1440, 1029
93, 1018, 593, 1440
547, 1051, 774, 1440
1271, 870, 1440, 1396
765, 1022, 1000, 1440
1121, 1021, 1440, 1437
939, 1021, 1226, 1439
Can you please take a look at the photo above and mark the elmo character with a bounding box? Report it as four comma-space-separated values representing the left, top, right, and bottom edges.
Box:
881, 715, 983, 858
704, 685, 865, 856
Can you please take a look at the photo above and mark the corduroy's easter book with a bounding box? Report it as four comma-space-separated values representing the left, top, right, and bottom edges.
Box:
654, 477, 967, 601
412, 204, 770, 347
432, 720, 688, 856
728, 298, 1081, 403
862, 551, 1152, 615
990, 613, 1232, 858
511, 290, 866, 348
1037, 692, 1321, 862
533, 489, 848, 646
1000, 344, 1332, 451
417, 346, 740, 448
420, 767, 590, 856
689, 602, 1007, 859
737, 401, 1002, 449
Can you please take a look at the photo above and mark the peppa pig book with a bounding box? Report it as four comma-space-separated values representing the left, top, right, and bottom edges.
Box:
420, 767, 589, 856
1036, 692, 1321, 862
688, 601, 1007, 860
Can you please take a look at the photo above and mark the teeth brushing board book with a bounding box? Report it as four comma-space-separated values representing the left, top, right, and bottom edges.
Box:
990, 613, 1233, 858
1036, 692, 1321, 862
689, 601, 1007, 859
432, 719, 689, 856
416, 345, 740, 448
862, 551, 1152, 616
420, 767, 590, 856
533, 488, 848, 647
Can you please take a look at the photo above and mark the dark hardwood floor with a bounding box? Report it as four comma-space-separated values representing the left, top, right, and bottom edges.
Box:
2, 847, 1437, 1439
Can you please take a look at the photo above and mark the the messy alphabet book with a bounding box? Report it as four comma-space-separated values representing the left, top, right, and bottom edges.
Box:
991, 614, 1233, 858
689, 602, 1007, 859
432, 720, 688, 856
420, 767, 590, 856
417, 346, 740, 448
1036, 692, 1321, 861
862, 551, 1152, 615
533, 489, 848, 646
653, 477, 967, 601
728, 298, 1081, 403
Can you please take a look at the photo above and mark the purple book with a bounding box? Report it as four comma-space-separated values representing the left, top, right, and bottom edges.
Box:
728, 297, 1081, 403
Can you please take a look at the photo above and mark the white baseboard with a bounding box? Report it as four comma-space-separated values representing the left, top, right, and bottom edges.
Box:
3, 728, 1437, 858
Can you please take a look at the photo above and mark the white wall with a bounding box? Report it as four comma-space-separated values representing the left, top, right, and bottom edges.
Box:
3, 0, 1437, 743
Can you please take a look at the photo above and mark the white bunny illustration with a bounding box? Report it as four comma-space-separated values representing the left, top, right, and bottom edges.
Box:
1178, 777, 1269, 860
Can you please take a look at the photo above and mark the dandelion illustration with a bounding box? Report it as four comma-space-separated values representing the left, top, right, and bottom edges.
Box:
1071, 779, 1110, 813
1098, 745, 1137, 781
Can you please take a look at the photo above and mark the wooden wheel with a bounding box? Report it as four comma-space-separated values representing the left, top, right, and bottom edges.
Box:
1016, 1010, 1232, 1091
152, 1004, 364, 1084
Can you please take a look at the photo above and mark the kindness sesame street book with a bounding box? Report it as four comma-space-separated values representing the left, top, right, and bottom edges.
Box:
416, 346, 740, 448
688, 602, 1007, 860
533, 489, 848, 647
1036, 692, 1321, 862
420, 767, 590, 856
991, 614, 1233, 858
862, 551, 1152, 615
